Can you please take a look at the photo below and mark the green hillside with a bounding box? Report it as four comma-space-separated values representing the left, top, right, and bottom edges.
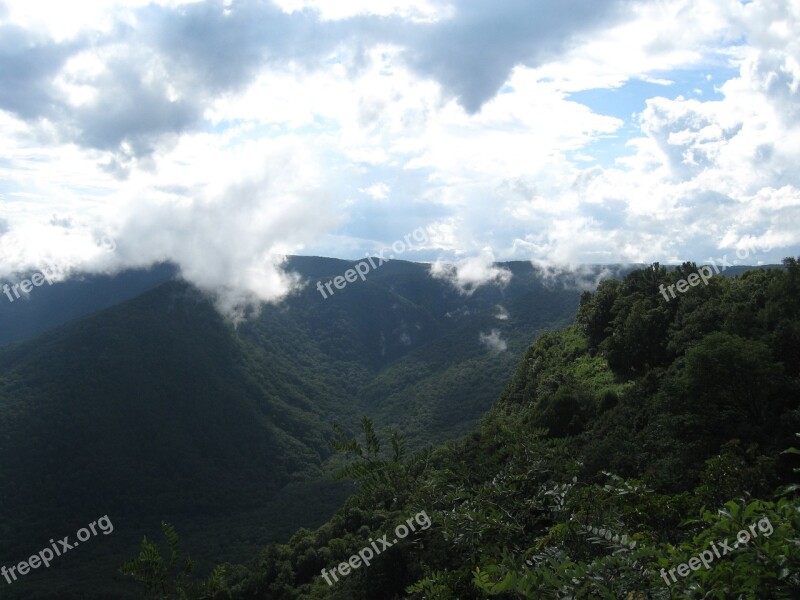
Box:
0, 280, 359, 598
0, 258, 583, 598
139, 260, 800, 599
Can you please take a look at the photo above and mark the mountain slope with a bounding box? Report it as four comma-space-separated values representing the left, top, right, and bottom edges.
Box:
0, 281, 331, 535
0, 257, 587, 598
248, 258, 585, 444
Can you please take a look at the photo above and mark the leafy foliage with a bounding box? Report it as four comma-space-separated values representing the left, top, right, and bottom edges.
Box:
120, 522, 228, 600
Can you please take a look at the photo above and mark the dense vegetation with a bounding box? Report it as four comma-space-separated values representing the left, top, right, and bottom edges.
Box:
0, 257, 582, 598
125, 260, 800, 598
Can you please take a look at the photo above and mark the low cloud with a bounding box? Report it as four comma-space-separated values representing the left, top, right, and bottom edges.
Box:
0, 133, 339, 322
113, 145, 338, 320
532, 261, 622, 291
479, 329, 508, 353
430, 248, 512, 295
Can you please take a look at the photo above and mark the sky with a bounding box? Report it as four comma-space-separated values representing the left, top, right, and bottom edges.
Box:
0, 0, 798, 312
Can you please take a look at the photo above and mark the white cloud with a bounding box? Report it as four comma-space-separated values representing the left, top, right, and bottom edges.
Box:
479, 329, 508, 353
495, 305, 510, 320
430, 247, 512, 294
483, 0, 800, 268
361, 183, 391, 200
529, 0, 745, 94
0, 122, 340, 318
112, 133, 340, 315
273, 0, 450, 22
531, 262, 621, 292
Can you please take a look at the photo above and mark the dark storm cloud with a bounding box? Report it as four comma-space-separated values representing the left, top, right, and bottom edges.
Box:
400, 0, 631, 113
0, 0, 633, 160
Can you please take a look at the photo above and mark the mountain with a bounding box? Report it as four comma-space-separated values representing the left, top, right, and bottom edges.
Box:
0, 263, 177, 347
0, 279, 361, 598
0, 257, 586, 599
135, 260, 800, 599
276, 257, 585, 444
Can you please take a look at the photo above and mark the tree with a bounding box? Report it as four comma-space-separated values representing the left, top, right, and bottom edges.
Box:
120, 521, 227, 599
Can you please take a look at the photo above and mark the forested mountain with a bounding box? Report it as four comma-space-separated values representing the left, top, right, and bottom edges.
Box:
0, 263, 177, 347
0, 257, 585, 599
127, 260, 800, 599
278, 257, 585, 444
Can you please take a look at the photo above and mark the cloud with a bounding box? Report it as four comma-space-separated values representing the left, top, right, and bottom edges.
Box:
532, 261, 622, 292
0, 127, 340, 320
0, 23, 84, 120
0, 218, 120, 281
0, 1, 363, 160
399, 0, 630, 113
495, 305, 509, 320
430, 247, 512, 294
0, 0, 634, 161
485, 0, 800, 268
274, 0, 448, 22
479, 329, 508, 353
361, 182, 391, 200
0, 0, 798, 317
110, 135, 339, 319
142, 1, 335, 93
638, 98, 744, 181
